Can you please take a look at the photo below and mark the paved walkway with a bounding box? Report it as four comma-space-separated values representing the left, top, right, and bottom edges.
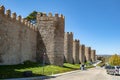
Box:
45, 67, 120, 80
93, 60, 102, 66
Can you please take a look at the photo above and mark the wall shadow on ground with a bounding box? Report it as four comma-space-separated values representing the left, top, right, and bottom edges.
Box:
0, 64, 49, 79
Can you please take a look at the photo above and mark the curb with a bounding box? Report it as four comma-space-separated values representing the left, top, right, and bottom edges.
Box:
4, 70, 81, 80
50, 70, 80, 77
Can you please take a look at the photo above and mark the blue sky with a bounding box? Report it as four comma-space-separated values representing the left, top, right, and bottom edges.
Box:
1, 0, 120, 55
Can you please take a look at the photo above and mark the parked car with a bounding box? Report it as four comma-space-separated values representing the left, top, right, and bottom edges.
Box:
106, 66, 113, 74
114, 66, 120, 75
106, 66, 120, 75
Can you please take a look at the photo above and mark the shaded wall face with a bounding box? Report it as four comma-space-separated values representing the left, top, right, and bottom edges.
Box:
79, 45, 85, 63
37, 14, 64, 66
37, 21, 55, 65
36, 31, 45, 63
85, 47, 91, 62
91, 50, 96, 62
64, 33, 69, 62
68, 33, 73, 63
54, 18, 64, 66
64, 33, 73, 64
73, 40, 79, 64
0, 14, 37, 65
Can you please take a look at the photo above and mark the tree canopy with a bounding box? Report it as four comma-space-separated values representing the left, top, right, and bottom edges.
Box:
25, 11, 43, 24
109, 54, 120, 66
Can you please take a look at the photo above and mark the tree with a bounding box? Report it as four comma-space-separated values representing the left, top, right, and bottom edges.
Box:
25, 11, 43, 24
109, 54, 120, 66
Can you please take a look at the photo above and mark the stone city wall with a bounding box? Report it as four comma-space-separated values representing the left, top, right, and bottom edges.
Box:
73, 40, 80, 64
91, 50, 96, 62
0, 6, 37, 65
0, 5, 96, 66
64, 32, 73, 64
79, 44, 85, 64
85, 47, 91, 62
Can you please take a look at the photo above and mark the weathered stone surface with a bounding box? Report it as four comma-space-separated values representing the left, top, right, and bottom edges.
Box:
36, 13, 64, 66
85, 47, 91, 62
73, 40, 79, 64
91, 50, 96, 62
0, 13, 37, 65
79, 44, 85, 64
64, 32, 73, 64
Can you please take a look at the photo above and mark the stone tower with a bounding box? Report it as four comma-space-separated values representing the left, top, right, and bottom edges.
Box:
73, 40, 80, 64
36, 13, 64, 66
85, 47, 91, 62
91, 50, 96, 62
79, 44, 85, 64
64, 32, 73, 64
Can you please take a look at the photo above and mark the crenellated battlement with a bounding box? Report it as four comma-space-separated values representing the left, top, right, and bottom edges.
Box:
80, 44, 85, 51
65, 32, 73, 35
0, 5, 38, 31
0, 5, 5, 15
36, 12, 65, 22
74, 39, 80, 43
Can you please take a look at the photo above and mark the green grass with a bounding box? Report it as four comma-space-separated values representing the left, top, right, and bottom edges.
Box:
97, 62, 105, 67
0, 63, 93, 79
86, 65, 95, 69
0, 63, 80, 79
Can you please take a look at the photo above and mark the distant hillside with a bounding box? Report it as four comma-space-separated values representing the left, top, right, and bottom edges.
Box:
97, 55, 112, 57
97, 54, 120, 63
97, 55, 111, 63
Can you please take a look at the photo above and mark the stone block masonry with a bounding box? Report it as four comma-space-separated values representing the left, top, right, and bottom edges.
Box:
0, 6, 37, 65
79, 44, 85, 64
64, 32, 73, 64
91, 50, 96, 62
73, 40, 80, 64
85, 47, 91, 62
36, 12, 65, 66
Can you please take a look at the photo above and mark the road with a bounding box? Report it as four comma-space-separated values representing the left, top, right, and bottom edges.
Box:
45, 67, 120, 80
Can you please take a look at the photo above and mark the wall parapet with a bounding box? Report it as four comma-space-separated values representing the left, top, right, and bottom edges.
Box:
0, 5, 38, 31
36, 12, 65, 22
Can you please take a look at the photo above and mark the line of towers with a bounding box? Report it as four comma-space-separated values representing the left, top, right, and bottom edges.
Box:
64, 32, 96, 64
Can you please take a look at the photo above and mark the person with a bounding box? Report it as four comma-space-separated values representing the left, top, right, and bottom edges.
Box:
81, 64, 84, 70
